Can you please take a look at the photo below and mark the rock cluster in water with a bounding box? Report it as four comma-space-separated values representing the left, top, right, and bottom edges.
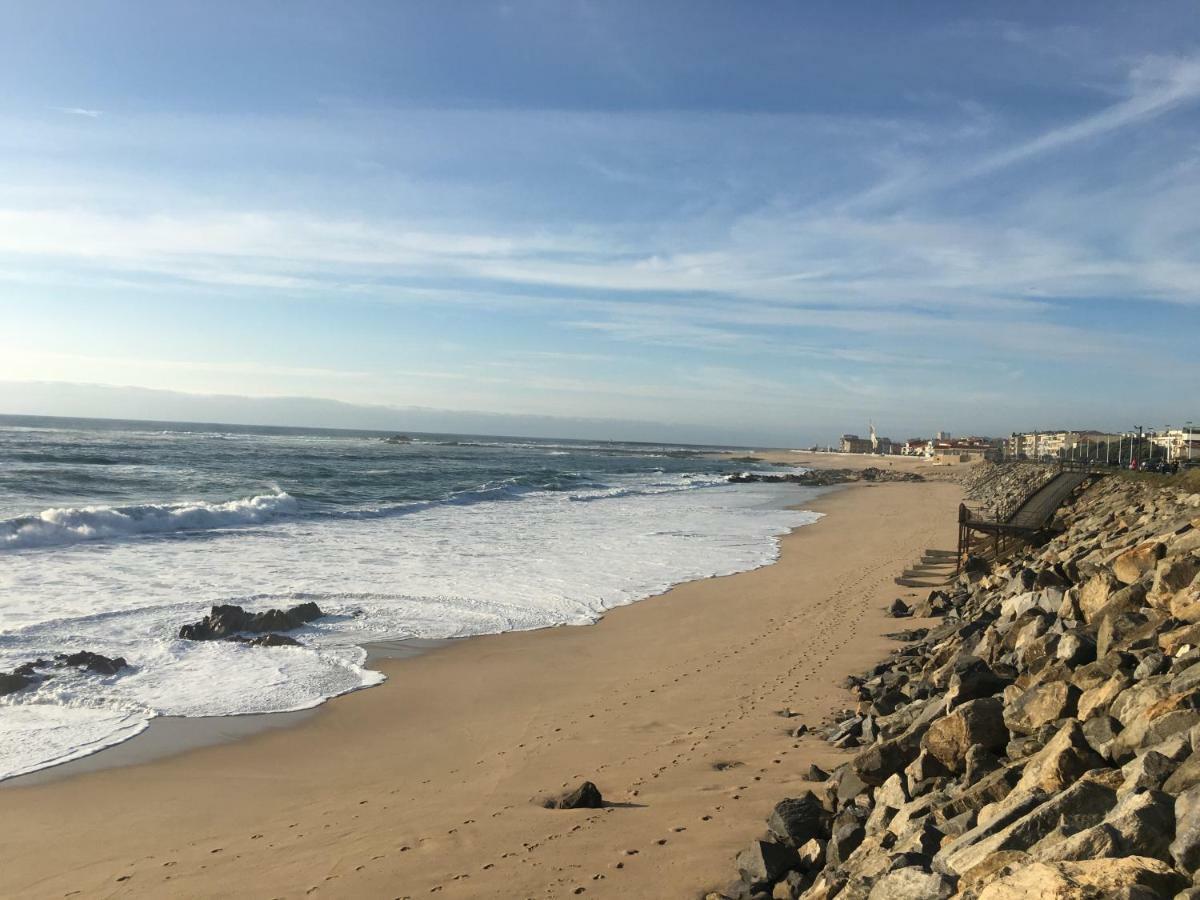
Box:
0, 651, 129, 697
178, 602, 324, 643
709, 475, 1200, 899
729, 468, 925, 487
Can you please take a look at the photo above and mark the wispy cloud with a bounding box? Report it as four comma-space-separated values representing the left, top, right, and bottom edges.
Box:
54, 106, 103, 118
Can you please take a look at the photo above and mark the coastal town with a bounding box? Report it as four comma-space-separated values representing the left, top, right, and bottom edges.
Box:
830, 423, 1200, 470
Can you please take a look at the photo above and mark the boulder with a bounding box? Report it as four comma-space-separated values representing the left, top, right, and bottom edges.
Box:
1080, 715, 1122, 760
975, 857, 1186, 900
921, 698, 1008, 772
1112, 542, 1166, 585
735, 840, 796, 887
1164, 752, 1200, 795
1117, 749, 1176, 797
767, 793, 831, 848
56, 650, 128, 674
1150, 554, 1200, 606
547, 781, 603, 809
865, 867, 955, 899
0, 671, 32, 696
889, 599, 912, 618
1033, 788, 1174, 862
934, 772, 1119, 877
944, 657, 1009, 708
1003, 682, 1080, 736
1171, 782, 1200, 871
1078, 572, 1118, 623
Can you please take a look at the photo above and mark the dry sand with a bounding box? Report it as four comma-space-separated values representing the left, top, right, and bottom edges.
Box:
0, 477, 962, 900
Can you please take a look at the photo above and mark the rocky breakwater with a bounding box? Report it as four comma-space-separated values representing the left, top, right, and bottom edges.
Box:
709, 475, 1200, 899
961, 462, 1057, 515
729, 469, 925, 488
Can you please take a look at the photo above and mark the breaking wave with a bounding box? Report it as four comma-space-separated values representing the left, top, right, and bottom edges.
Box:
0, 492, 300, 550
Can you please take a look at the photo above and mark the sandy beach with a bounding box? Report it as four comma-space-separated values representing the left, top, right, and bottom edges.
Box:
1, 475, 962, 899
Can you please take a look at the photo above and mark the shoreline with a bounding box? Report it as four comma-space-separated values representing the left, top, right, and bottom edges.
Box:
0, 476, 962, 899
3, 486, 820, 789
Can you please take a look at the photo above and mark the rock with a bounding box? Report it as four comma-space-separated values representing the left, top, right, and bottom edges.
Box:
1055, 631, 1097, 667
1034, 789, 1174, 863
975, 856, 1186, 900
1098, 610, 1152, 659
771, 871, 808, 899
767, 793, 831, 848
803, 764, 829, 781
1171, 782, 1200, 871
1160, 621, 1200, 658
0, 672, 32, 695
1151, 554, 1200, 605
1003, 682, 1080, 735
547, 781, 603, 810
921, 698, 1008, 772
795, 838, 826, 870
1077, 675, 1129, 720
1164, 752, 1200, 794
1113, 542, 1166, 584
1118, 749, 1176, 797
1078, 572, 1119, 623
944, 657, 1009, 708
179, 602, 324, 641
230, 633, 302, 648
964, 744, 1001, 783
735, 840, 796, 887
827, 808, 866, 867
934, 772, 1119, 877
865, 867, 955, 899
1133, 650, 1169, 680
1080, 715, 1122, 760
56, 651, 127, 674
889, 599, 913, 618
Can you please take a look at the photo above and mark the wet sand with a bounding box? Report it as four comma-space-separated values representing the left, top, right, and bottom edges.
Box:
0, 477, 961, 899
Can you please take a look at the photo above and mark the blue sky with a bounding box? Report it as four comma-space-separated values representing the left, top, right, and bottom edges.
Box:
1, 1, 1199, 444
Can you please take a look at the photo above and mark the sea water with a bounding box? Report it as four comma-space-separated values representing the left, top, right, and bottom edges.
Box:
0, 416, 822, 779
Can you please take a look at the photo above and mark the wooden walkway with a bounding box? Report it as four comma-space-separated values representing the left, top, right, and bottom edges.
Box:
957, 467, 1101, 569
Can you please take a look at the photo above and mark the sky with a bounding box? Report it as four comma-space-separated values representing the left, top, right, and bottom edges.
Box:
1, 1, 1199, 446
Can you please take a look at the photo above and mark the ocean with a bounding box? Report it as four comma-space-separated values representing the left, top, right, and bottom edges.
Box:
0, 415, 821, 780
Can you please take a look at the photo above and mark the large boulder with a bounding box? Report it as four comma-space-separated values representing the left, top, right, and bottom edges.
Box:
865, 867, 955, 899
1171, 781, 1200, 871
1112, 542, 1166, 585
0, 671, 32, 695
934, 771, 1118, 877
1003, 682, 1080, 736
975, 856, 1186, 900
547, 781, 603, 809
766, 793, 831, 848
735, 840, 796, 888
921, 698, 1008, 773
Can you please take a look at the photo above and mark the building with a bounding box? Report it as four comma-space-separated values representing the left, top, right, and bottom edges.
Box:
1152, 425, 1200, 462
1006, 430, 1126, 461
840, 434, 873, 454
930, 437, 997, 463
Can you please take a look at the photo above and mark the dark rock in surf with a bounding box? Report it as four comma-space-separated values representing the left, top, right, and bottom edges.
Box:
179, 602, 325, 642
0, 671, 33, 696
55, 651, 127, 675
229, 633, 302, 648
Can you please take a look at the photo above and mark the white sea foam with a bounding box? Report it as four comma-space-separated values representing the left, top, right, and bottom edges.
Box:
0, 474, 821, 780
0, 492, 299, 550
